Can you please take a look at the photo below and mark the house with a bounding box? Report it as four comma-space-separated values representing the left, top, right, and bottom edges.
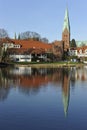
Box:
8, 47, 47, 62
69, 47, 77, 56
0, 38, 53, 62
69, 46, 87, 62
77, 46, 87, 58
0, 8, 71, 62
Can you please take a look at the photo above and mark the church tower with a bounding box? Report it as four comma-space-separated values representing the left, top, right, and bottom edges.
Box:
62, 8, 70, 51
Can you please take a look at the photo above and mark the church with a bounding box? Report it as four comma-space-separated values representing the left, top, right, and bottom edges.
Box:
0, 8, 71, 62
52, 7, 70, 60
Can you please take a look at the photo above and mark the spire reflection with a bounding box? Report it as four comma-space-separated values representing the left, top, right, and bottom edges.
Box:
62, 68, 70, 117
0, 66, 87, 118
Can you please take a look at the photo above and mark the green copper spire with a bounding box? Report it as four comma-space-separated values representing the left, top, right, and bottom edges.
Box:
62, 89, 70, 117
63, 8, 70, 32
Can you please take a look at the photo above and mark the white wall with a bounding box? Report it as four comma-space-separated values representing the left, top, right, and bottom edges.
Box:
10, 54, 32, 62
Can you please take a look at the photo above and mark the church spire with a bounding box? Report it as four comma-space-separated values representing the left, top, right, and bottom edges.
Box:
63, 7, 70, 32
62, 7, 70, 51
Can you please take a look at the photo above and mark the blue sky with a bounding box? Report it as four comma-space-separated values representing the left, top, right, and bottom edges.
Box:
0, 0, 87, 42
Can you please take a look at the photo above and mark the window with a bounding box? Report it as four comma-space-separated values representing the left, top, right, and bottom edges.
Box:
14, 45, 20, 48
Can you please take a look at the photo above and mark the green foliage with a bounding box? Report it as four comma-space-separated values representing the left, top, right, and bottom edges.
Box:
62, 50, 69, 61
84, 57, 87, 61
18, 33, 20, 40
46, 52, 55, 62
0, 46, 10, 62
0, 46, 2, 56
0, 49, 2, 62
70, 39, 77, 47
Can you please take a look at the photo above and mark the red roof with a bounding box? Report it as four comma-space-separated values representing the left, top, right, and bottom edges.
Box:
11, 39, 52, 50
8, 48, 46, 54
77, 46, 87, 52
0, 38, 52, 51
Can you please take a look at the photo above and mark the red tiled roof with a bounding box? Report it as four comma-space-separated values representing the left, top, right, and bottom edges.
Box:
11, 39, 52, 50
8, 48, 46, 54
70, 46, 87, 52
0, 37, 14, 43
77, 46, 87, 52
0, 38, 52, 52
77, 46, 87, 50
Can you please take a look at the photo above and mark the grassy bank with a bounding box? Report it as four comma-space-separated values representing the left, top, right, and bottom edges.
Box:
10, 61, 84, 68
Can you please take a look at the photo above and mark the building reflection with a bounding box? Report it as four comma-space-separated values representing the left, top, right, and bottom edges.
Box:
0, 67, 63, 98
0, 66, 87, 115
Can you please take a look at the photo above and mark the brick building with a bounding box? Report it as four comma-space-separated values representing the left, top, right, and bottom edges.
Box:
52, 8, 70, 60
0, 8, 70, 62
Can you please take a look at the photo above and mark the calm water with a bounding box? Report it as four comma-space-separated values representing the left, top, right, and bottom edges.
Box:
0, 66, 87, 130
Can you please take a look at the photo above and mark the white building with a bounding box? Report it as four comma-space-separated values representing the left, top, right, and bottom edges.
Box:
69, 46, 87, 58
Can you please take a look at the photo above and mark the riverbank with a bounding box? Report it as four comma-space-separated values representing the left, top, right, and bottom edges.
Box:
12, 62, 85, 68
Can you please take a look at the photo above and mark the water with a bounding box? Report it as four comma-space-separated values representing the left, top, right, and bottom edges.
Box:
0, 66, 87, 130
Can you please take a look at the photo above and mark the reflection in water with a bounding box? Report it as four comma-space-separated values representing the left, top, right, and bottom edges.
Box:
0, 69, 11, 101
0, 66, 87, 115
62, 68, 70, 117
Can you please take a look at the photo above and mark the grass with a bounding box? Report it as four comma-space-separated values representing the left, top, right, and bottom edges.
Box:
10, 61, 83, 66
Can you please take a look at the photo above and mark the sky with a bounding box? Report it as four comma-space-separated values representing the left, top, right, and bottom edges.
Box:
0, 0, 87, 42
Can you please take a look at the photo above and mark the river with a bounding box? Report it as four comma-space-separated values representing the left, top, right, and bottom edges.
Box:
0, 66, 87, 130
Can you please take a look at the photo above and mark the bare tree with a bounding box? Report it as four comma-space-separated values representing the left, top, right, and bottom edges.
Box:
20, 31, 41, 40
0, 29, 9, 38
19, 31, 49, 43
40, 37, 49, 43
0, 46, 4, 62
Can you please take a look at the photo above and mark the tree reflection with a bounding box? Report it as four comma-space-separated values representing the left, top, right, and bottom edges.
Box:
0, 87, 10, 101
0, 68, 11, 101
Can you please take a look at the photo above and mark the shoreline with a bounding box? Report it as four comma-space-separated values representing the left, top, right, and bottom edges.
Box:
0, 62, 86, 68
13, 63, 85, 68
